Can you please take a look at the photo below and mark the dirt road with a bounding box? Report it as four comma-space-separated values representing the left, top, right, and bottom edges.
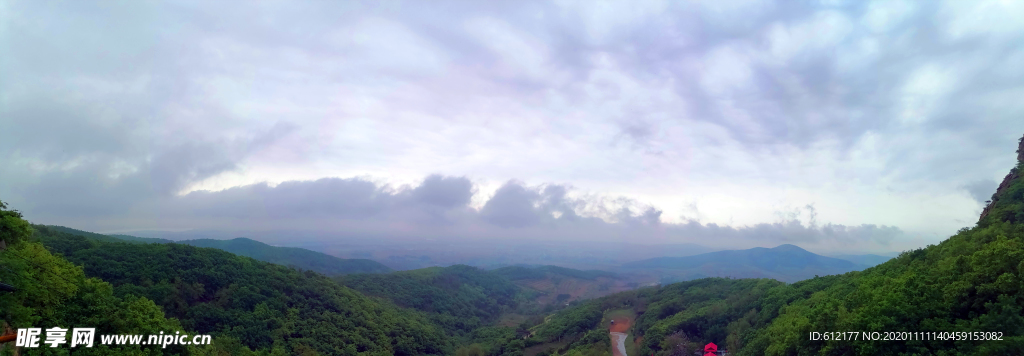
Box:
608, 317, 631, 356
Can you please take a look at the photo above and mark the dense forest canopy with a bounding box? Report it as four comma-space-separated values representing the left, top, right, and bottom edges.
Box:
17, 224, 453, 356
4, 221, 586, 356
1, 203, 189, 356
336, 265, 522, 335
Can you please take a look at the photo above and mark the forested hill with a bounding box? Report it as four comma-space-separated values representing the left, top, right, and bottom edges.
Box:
623, 244, 863, 283
335, 265, 523, 335
493, 265, 617, 281
523, 135, 1024, 356
491, 265, 631, 305
178, 237, 392, 275
35, 225, 392, 276
29, 226, 453, 355
0, 205, 190, 355
38, 225, 171, 244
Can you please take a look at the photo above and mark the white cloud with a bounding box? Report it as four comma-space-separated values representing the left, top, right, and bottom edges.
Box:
556, 0, 669, 45
836, 37, 880, 72
863, 0, 915, 34
332, 18, 451, 75
464, 17, 553, 81
941, 0, 1024, 41
766, 11, 853, 63
898, 64, 958, 125
700, 43, 757, 96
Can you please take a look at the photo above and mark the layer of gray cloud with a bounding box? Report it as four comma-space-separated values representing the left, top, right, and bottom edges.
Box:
962, 179, 998, 204
84, 175, 903, 252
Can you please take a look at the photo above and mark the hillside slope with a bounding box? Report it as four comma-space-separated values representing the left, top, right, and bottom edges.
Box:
741, 138, 1024, 355
528, 134, 1024, 356
336, 265, 522, 335
493, 265, 632, 304
33, 227, 453, 355
0, 205, 189, 355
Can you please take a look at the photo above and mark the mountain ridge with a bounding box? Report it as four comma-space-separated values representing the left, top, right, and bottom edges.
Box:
178, 237, 392, 275
35, 225, 392, 275
622, 244, 865, 283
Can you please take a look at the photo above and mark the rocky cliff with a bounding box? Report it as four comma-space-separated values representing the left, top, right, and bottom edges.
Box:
979, 134, 1024, 222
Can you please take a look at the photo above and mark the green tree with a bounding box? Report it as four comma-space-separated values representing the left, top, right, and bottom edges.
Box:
0, 200, 32, 246
1, 202, 187, 356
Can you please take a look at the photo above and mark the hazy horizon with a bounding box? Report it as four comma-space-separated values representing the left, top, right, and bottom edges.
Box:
84, 227, 901, 271
83, 226, 909, 258
5, 0, 1024, 256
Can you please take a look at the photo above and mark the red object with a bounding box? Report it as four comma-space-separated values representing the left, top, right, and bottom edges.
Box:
703, 342, 717, 356
0, 333, 15, 343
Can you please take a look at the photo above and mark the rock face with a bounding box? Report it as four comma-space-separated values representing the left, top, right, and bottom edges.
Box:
979, 134, 1024, 222
1019, 135, 1024, 164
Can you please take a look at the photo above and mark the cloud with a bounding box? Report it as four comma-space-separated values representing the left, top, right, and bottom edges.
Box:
3, 0, 1024, 251
668, 219, 902, 249
0, 119, 291, 218
411, 174, 475, 208
962, 179, 997, 204
37, 175, 904, 253
479, 181, 544, 228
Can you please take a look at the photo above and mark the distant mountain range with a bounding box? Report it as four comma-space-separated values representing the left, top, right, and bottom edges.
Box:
622, 244, 872, 283
115, 228, 720, 271
829, 253, 894, 266
178, 237, 392, 275
37, 225, 392, 275
44, 226, 891, 283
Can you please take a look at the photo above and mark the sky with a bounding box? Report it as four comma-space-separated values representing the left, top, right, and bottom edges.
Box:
3, 0, 1024, 254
